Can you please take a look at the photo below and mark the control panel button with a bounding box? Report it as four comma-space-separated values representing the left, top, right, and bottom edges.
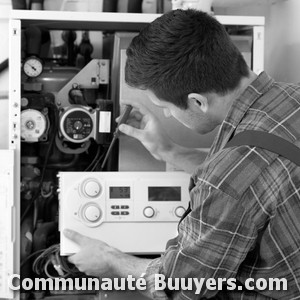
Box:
175, 206, 186, 218
111, 211, 120, 215
82, 179, 102, 198
111, 205, 120, 209
84, 205, 101, 222
143, 206, 155, 218
121, 205, 129, 209
121, 211, 129, 215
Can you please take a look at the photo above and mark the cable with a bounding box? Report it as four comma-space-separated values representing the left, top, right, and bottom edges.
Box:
32, 244, 83, 278
20, 249, 46, 269
84, 145, 102, 171
91, 150, 106, 171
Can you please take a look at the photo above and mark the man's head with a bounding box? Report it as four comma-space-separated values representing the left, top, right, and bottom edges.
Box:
125, 9, 251, 133
125, 9, 250, 104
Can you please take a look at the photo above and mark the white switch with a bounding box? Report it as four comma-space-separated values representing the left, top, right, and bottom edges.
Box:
175, 206, 186, 218
143, 206, 155, 218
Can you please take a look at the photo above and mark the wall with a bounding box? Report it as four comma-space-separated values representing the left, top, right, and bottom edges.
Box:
215, 0, 300, 83
0, 0, 11, 94
0, 0, 11, 149
266, 0, 300, 83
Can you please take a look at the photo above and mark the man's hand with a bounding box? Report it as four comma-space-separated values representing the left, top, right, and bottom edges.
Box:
64, 229, 152, 281
118, 101, 175, 162
118, 100, 208, 173
64, 229, 119, 277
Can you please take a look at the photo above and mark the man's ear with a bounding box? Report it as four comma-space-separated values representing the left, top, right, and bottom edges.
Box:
187, 93, 208, 113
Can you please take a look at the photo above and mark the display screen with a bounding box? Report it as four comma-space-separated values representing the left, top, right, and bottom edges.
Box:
148, 187, 181, 201
109, 186, 130, 199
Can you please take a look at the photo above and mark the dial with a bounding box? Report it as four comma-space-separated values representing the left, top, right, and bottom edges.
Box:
23, 56, 43, 78
143, 206, 155, 218
81, 179, 102, 198
84, 205, 101, 222
175, 206, 186, 218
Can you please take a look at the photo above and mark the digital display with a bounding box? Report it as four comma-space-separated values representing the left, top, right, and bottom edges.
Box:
148, 187, 181, 201
110, 186, 130, 199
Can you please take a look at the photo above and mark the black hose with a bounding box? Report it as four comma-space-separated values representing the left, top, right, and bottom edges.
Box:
46, 154, 80, 169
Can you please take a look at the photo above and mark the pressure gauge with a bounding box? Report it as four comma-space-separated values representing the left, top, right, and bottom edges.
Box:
23, 56, 44, 78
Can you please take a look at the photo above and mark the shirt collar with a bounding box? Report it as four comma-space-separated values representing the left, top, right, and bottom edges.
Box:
208, 71, 275, 155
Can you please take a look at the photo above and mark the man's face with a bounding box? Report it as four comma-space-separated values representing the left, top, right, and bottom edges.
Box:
145, 90, 217, 134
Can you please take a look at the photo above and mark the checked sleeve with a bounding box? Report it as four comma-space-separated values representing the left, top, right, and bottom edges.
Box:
144, 183, 263, 299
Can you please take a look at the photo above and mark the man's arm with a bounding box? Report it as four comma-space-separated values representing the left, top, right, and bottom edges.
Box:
163, 143, 209, 173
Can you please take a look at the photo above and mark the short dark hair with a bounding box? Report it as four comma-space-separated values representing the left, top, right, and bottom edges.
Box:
125, 9, 249, 109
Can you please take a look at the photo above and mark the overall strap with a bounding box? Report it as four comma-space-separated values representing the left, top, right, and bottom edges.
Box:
225, 130, 300, 167
180, 130, 300, 225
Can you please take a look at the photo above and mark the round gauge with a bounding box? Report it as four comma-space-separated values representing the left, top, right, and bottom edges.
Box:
23, 56, 44, 78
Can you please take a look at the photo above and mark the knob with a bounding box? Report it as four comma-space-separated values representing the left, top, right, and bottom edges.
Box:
175, 206, 186, 218
84, 205, 101, 222
82, 179, 101, 198
143, 206, 155, 218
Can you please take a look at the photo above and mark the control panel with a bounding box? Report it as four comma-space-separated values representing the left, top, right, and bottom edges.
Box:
58, 172, 190, 254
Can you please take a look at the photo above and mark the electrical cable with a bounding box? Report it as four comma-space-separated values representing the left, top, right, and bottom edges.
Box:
32, 244, 83, 278
20, 249, 46, 269
84, 144, 102, 171
91, 150, 106, 171
41, 185, 53, 198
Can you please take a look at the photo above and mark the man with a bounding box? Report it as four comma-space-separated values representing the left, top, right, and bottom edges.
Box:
65, 9, 300, 299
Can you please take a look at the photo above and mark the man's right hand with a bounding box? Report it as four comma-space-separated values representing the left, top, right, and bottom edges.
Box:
118, 100, 208, 173
117, 101, 175, 162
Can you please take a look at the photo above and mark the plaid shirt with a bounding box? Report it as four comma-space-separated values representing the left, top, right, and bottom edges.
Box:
145, 72, 300, 299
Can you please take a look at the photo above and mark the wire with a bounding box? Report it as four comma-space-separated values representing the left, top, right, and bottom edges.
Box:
32, 244, 83, 278
20, 249, 46, 269
84, 145, 102, 171
99, 136, 116, 171
91, 150, 106, 171
41, 185, 54, 198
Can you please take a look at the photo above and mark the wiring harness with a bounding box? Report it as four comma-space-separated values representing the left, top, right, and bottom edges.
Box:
32, 244, 83, 278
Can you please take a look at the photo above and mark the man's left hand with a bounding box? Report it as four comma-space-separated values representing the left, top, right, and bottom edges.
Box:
64, 229, 119, 277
